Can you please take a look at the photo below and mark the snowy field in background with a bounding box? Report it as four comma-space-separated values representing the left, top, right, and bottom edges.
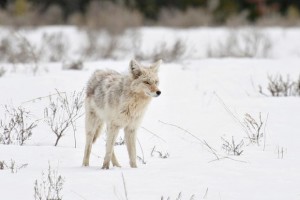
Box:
0, 27, 300, 200
1, 26, 300, 61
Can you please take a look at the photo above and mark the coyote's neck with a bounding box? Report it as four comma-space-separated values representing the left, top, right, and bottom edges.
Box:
121, 90, 151, 120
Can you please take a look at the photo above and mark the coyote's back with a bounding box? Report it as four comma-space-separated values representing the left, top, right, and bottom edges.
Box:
82, 59, 162, 169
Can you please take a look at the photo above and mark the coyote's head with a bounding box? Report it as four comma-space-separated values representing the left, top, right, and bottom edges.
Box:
129, 59, 162, 97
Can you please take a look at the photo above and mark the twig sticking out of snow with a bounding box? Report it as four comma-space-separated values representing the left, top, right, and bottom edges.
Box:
221, 137, 244, 156
158, 120, 248, 163
0, 159, 28, 173
214, 93, 268, 146
158, 120, 219, 160
141, 126, 167, 143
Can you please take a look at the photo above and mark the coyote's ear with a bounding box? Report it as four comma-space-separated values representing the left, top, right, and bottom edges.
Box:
129, 59, 142, 79
150, 59, 162, 73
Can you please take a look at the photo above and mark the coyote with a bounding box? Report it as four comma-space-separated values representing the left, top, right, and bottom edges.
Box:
82, 59, 162, 169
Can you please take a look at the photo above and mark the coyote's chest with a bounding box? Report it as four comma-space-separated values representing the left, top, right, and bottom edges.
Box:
117, 96, 150, 125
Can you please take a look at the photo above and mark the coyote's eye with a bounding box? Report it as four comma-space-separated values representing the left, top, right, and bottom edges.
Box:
144, 81, 150, 85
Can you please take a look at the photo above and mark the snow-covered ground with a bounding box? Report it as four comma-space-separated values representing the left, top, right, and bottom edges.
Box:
0, 27, 300, 200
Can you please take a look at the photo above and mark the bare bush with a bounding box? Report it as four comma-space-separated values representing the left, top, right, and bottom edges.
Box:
221, 137, 244, 156
259, 74, 300, 97
151, 146, 169, 159
0, 31, 70, 64
34, 164, 65, 200
16, 34, 41, 74
44, 90, 84, 147
207, 29, 272, 58
81, 30, 121, 60
41, 32, 69, 62
80, 30, 98, 60
0, 36, 12, 61
0, 105, 37, 145
267, 74, 293, 96
100, 36, 121, 59
0, 159, 28, 173
243, 113, 265, 146
136, 38, 187, 62
62, 60, 84, 70
0, 33, 41, 74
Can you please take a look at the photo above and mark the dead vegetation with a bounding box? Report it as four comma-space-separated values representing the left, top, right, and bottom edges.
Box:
135, 38, 188, 62
62, 60, 84, 70
243, 113, 265, 146
34, 164, 65, 200
80, 30, 122, 60
0, 159, 28, 173
41, 32, 70, 62
0, 105, 38, 145
0, 27, 276, 63
207, 29, 272, 58
44, 90, 84, 147
161, 192, 195, 200
0, 32, 41, 74
259, 74, 300, 97
221, 137, 244, 156
151, 146, 169, 159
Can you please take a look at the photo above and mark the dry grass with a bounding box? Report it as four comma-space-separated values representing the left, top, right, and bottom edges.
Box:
41, 32, 70, 62
207, 29, 272, 58
135, 38, 187, 62
80, 29, 123, 60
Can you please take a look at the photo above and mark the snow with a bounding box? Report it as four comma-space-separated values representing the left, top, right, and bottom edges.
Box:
1, 27, 300, 200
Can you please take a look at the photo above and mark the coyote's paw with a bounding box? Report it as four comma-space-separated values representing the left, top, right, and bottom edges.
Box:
130, 162, 137, 168
102, 162, 110, 169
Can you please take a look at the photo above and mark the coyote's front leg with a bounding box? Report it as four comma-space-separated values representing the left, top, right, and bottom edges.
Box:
102, 124, 120, 169
124, 127, 138, 168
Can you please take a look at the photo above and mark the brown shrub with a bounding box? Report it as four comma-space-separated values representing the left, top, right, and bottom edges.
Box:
158, 8, 213, 27
85, 1, 143, 34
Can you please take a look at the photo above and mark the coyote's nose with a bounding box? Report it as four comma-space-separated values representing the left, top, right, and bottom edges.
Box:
156, 91, 161, 96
